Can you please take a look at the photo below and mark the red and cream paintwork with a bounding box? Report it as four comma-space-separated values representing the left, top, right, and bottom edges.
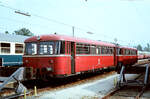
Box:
23, 34, 138, 79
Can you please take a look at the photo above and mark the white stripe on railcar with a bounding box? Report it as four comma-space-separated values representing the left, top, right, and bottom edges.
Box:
23, 55, 71, 57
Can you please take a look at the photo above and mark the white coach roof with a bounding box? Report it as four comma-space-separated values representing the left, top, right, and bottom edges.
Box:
0, 33, 28, 43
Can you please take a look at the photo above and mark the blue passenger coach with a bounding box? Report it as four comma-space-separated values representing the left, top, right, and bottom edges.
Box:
0, 33, 28, 66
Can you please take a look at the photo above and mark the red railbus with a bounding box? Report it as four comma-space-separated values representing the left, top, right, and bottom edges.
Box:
116, 46, 138, 71
23, 34, 138, 79
117, 47, 137, 65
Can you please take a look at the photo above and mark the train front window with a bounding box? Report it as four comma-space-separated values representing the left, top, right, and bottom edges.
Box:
39, 42, 54, 55
25, 43, 37, 55
25, 41, 65, 55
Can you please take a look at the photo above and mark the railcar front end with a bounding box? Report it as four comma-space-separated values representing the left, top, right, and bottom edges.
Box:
23, 41, 72, 79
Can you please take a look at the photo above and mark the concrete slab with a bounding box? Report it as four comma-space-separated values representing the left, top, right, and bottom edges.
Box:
27, 74, 139, 99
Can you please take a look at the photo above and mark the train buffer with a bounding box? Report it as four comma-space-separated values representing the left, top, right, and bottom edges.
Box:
0, 67, 27, 96
117, 64, 150, 98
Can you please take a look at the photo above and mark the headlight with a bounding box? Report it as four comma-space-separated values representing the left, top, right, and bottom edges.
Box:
46, 67, 52, 71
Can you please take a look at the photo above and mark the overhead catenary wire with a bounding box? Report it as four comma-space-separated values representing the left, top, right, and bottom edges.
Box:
0, 3, 88, 32
0, 3, 107, 37
0, 2, 140, 47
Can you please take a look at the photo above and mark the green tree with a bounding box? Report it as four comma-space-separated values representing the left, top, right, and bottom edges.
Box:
136, 44, 143, 51
144, 43, 150, 52
5, 31, 9, 34
14, 28, 34, 36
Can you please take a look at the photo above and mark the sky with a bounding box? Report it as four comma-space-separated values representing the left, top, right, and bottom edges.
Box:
0, 0, 150, 47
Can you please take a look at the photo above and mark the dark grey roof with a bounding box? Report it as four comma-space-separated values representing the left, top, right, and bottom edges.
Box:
0, 33, 29, 43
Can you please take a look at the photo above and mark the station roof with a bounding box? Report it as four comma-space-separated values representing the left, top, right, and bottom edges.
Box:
25, 34, 116, 47
0, 33, 28, 43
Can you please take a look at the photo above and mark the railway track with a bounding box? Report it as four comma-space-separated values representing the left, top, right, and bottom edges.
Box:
102, 62, 150, 99
102, 74, 148, 99
0, 69, 116, 99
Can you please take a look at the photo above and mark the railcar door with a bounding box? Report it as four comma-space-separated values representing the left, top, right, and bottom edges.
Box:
0, 58, 2, 66
71, 42, 75, 74
114, 47, 118, 66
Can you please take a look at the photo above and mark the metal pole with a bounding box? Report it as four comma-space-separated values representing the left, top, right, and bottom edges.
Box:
144, 64, 149, 85
72, 26, 74, 37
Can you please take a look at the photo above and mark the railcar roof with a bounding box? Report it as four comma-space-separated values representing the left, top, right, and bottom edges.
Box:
119, 46, 137, 50
0, 33, 28, 43
25, 34, 116, 47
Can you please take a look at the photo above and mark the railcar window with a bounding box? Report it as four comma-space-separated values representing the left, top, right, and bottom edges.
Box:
131, 50, 136, 55
98, 46, 101, 54
102, 46, 109, 54
117, 48, 120, 55
123, 49, 125, 55
130, 50, 133, 55
90, 45, 96, 54
119, 49, 122, 55
15, 44, 23, 54
125, 49, 130, 55
60, 41, 65, 54
39, 42, 54, 55
109, 47, 113, 54
25, 41, 65, 55
25, 43, 37, 55
76, 43, 90, 54
96, 47, 99, 54
101, 46, 105, 54
1, 43, 10, 53
66, 42, 70, 54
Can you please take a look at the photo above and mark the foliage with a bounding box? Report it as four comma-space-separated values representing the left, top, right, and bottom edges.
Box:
5, 31, 9, 34
13, 28, 34, 36
136, 44, 143, 51
144, 43, 150, 52
136, 43, 150, 52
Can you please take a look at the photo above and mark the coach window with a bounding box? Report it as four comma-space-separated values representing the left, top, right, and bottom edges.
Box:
117, 48, 120, 55
133, 50, 136, 55
131, 50, 133, 55
105, 47, 108, 54
76, 43, 90, 54
66, 42, 70, 54
134, 50, 136, 55
59, 41, 65, 54
1, 43, 10, 53
111, 47, 114, 54
130, 50, 132, 55
98, 46, 101, 54
15, 44, 23, 54
84, 44, 90, 54
132, 50, 136, 55
124, 49, 127, 55
109, 47, 113, 54
123, 49, 126, 55
126, 49, 130, 55
96, 46, 101, 54
119, 49, 122, 55
101, 46, 105, 54
107, 47, 111, 54
134, 50, 137, 55
90, 45, 96, 54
